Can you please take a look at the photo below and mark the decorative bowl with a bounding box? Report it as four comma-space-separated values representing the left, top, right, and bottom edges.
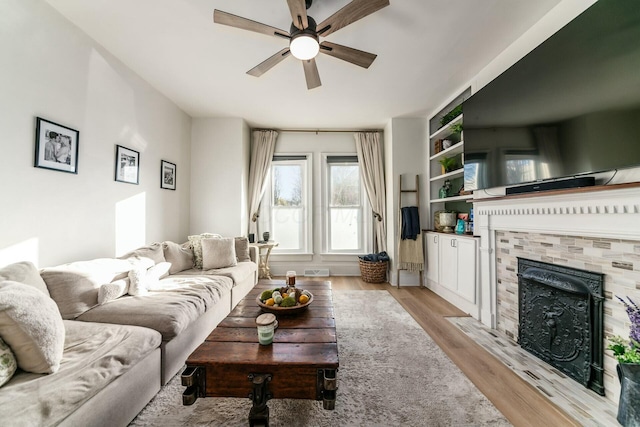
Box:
256, 291, 313, 315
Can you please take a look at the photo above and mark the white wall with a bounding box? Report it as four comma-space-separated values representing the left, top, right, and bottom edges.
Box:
190, 118, 250, 237
0, 0, 192, 268
386, 118, 428, 286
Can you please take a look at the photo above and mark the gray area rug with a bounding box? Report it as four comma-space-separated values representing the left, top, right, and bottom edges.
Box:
130, 290, 511, 426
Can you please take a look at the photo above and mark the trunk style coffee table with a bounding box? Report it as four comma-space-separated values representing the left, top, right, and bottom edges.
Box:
182, 280, 338, 426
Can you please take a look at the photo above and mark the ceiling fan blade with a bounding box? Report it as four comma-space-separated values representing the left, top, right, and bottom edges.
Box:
247, 48, 291, 77
287, 0, 309, 30
316, 0, 389, 37
320, 41, 377, 69
214, 10, 290, 39
302, 59, 321, 89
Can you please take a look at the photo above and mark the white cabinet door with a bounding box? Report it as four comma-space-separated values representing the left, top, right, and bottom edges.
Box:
426, 232, 439, 283
439, 235, 458, 292
456, 238, 477, 303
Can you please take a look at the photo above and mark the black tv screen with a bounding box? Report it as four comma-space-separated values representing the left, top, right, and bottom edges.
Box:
463, 0, 640, 192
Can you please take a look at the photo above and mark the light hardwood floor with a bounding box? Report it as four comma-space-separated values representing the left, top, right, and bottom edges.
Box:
273, 276, 580, 427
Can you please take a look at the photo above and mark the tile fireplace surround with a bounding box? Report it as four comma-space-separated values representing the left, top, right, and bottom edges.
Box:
473, 183, 640, 405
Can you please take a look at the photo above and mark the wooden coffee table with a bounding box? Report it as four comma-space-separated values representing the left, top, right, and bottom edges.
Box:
182, 280, 339, 426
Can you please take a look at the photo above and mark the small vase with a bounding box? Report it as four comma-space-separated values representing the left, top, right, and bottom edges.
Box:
262, 232, 270, 242
617, 363, 640, 426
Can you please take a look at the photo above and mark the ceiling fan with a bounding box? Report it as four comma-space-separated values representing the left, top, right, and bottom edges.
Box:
213, 0, 390, 90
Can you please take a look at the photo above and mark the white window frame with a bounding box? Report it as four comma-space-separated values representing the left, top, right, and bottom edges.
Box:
322, 153, 371, 255
258, 154, 312, 255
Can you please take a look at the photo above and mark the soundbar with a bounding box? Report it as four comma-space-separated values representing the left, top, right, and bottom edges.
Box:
506, 176, 595, 195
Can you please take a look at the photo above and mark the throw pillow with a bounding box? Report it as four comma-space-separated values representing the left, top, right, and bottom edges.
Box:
40, 258, 133, 319
162, 241, 194, 274
188, 233, 222, 269
97, 279, 130, 305
0, 280, 65, 374
118, 243, 166, 265
0, 261, 50, 296
202, 237, 237, 270
235, 237, 251, 262
0, 337, 17, 387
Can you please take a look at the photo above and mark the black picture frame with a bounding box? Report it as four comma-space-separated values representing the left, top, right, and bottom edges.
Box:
34, 117, 79, 174
114, 145, 140, 185
161, 160, 176, 190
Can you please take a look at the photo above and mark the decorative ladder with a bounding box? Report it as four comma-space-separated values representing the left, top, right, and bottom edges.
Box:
397, 174, 423, 288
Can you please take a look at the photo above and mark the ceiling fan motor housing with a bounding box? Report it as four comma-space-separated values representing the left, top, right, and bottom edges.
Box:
290, 15, 317, 37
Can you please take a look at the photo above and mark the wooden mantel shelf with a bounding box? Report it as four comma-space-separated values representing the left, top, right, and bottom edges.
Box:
471, 182, 640, 204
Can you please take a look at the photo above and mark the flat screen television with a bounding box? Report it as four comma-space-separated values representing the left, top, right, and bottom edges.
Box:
463, 0, 640, 192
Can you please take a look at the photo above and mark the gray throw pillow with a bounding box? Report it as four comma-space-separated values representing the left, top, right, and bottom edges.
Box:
0, 261, 50, 296
163, 241, 194, 274
202, 237, 237, 270
118, 243, 166, 265
235, 237, 251, 262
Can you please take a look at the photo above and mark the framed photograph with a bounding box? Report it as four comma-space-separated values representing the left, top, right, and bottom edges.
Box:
114, 145, 140, 185
34, 117, 79, 174
160, 160, 176, 190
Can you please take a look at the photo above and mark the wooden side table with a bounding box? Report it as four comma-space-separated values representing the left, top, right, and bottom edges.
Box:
250, 242, 278, 279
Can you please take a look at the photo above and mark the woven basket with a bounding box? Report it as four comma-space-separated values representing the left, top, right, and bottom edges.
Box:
358, 259, 388, 283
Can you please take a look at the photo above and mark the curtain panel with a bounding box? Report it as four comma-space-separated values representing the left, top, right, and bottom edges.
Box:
247, 130, 278, 236
354, 132, 387, 252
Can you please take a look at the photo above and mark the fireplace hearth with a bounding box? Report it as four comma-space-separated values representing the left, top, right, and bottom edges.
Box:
517, 258, 605, 395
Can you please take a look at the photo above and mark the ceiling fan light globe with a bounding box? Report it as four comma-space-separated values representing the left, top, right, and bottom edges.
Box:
290, 34, 320, 60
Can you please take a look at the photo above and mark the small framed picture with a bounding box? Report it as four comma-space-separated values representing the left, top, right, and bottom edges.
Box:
34, 117, 79, 174
161, 160, 176, 190
114, 145, 140, 185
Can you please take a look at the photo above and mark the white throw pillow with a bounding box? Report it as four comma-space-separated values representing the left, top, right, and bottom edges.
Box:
0, 337, 17, 387
202, 237, 237, 270
0, 280, 65, 374
97, 279, 130, 305
188, 233, 222, 269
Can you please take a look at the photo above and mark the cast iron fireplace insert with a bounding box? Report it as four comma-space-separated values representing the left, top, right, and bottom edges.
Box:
517, 258, 605, 395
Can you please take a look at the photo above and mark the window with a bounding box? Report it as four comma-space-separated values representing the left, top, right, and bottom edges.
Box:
259, 155, 311, 253
324, 155, 368, 253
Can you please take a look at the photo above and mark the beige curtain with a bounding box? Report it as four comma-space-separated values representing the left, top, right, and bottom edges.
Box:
354, 132, 387, 252
247, 130, 278, 236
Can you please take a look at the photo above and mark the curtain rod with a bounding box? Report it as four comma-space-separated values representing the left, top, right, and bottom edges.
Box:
252, 128, 383, 134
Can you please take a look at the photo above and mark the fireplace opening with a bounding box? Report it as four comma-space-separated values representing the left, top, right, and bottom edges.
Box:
517, 258, 605, 395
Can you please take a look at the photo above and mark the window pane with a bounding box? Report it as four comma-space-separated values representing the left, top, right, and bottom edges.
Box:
273, 165, 302, 206
272, 207, 303, 250
330, 208, 360, 250
330, 165, 360, 206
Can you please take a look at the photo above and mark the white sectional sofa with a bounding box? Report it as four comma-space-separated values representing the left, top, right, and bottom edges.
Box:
0, 235, 258, 426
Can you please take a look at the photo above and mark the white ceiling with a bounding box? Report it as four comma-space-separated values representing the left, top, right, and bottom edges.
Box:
45, 0, 561, 129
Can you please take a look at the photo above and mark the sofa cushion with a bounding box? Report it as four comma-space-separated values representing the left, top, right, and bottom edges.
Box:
98, 279, 130, 305
0, 280, 65, 373
41, 258, 134, 319
188, 233, 221, 269
202, 237, 237, 270
235, 237, 251, 262
163, 241, 194, 274
181, 261, 257, 287
0, 261, 49, 296
0, 320, 161, 425
118, 243, 166, 265
76, 275, 233, 341
0, 338, 17, 388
